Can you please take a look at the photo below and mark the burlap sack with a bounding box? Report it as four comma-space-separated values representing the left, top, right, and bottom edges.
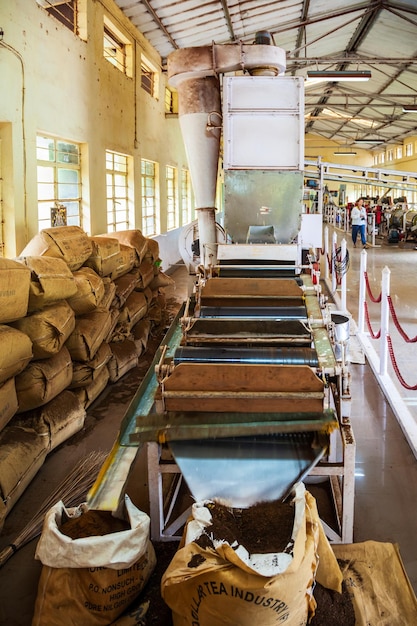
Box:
143, 237, 160, 266
0, 377, 19, 432
70, 342, 112, 388
111, 244, 138, 280
142, 286, 154, 305
332, 541, 417, 625
33, 496, 156, 626
67, 267, 105, 315
100, 278, 117, 310
16, 256, 78, 311
84, 236, 121, 277
126, 291, 149, 327
19, 226, 93, 271
104, 307, 122, 343
113, 292, 148, 341
136, 261, 155, 290
0, 422, 48, 517
149, 270, 175, 290
72, 364, 109, 409
108, 339, 139, 382
14, 390, 86, 451
11, 300, 75, 359
66, 309, 112, 361
162, 484, 342, 626
0, 324, 33, 384
15, 346, 73, 413
113, 271, 141, 308
131, 318, 152, 355
0, 258, 31, 323
147, 293, 167, 325
100, 230, 148, 265
0, 497, 6, 534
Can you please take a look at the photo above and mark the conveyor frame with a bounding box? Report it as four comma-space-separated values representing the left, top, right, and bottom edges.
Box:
88, 274, 355, 544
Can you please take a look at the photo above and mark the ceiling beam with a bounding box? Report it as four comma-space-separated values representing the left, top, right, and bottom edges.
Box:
305, 2, 385, 134
140, 0, 178, 51
219, 0, 236, 41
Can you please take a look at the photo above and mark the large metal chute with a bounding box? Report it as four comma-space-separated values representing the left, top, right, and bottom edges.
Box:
169, 433, 328, 507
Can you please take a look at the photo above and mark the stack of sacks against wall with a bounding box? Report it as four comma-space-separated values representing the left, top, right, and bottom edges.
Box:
0, 227, 171, 531
0, 258, 36, 530
0, 229, 93, 531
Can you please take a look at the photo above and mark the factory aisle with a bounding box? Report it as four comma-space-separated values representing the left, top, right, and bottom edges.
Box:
326, 225, 417, 595
0, 236, 417, 625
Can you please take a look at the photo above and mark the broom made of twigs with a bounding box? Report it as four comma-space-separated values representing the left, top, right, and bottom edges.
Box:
0, 450, 107, 568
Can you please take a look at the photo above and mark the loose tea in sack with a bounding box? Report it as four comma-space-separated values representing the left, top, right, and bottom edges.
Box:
32, 495, 156, 626
161, 483, 342, 626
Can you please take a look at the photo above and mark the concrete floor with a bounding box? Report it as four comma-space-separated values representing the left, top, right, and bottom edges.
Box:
1, 231, 417, 624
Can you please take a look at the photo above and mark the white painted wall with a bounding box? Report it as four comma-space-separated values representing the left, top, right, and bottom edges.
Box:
0, 0, 189, 260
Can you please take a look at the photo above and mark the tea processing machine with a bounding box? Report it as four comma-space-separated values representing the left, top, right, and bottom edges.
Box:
88, 35, 355, 544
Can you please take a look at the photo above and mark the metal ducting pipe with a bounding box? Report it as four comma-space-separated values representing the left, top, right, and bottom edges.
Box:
168, 41, 287, 268
176, 75, 221, 267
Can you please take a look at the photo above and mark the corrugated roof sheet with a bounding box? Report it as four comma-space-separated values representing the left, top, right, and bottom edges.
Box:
115, 0, 417, 147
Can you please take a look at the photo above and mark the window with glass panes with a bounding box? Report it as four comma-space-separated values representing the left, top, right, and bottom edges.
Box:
181, 169, 192, 225
106, 151, 129, 232
141, 159, 159, 236
36, 135, 81, 230
166, 166, 178, 230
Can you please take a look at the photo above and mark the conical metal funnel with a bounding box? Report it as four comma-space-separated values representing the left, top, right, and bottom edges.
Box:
177, 76, 221, 266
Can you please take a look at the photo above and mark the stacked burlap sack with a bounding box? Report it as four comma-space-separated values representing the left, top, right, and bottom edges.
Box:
0, 226, 173, 532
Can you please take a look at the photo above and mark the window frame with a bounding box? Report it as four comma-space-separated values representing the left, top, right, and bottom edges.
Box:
36, 0, 77, 34
36, 134, 82, 231
181, 168, 192, 225
141, 159, 159, 237
103, 15, 132, 77
106, 150, 130, 232
166, 165, 178, 231
141, 54, 159, 99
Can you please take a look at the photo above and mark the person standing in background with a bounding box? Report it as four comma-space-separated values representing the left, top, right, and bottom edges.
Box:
351, 198, 368, 248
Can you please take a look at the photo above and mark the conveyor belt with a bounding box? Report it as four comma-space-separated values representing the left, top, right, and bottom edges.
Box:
217, 260, 299, 279
199, 305, 308, 319
218, 267, 297, 278
173, 346, 319, 366
182, 318, 312, 346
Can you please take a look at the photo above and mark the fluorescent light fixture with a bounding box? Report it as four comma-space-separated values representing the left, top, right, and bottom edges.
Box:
354, 138, 384, 144
306, 70, 372, 82
403, 104, 417, 113
334, 150, 357, 156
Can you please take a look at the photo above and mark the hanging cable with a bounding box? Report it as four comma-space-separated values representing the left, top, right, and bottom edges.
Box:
332, 246, 350, 280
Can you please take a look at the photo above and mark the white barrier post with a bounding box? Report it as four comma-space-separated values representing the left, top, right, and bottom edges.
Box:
324, 226, 329, 280
332, 231, 337, 293
358, 250, 367, 334
341, 238, 347, 311
380, 266, 390, 376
